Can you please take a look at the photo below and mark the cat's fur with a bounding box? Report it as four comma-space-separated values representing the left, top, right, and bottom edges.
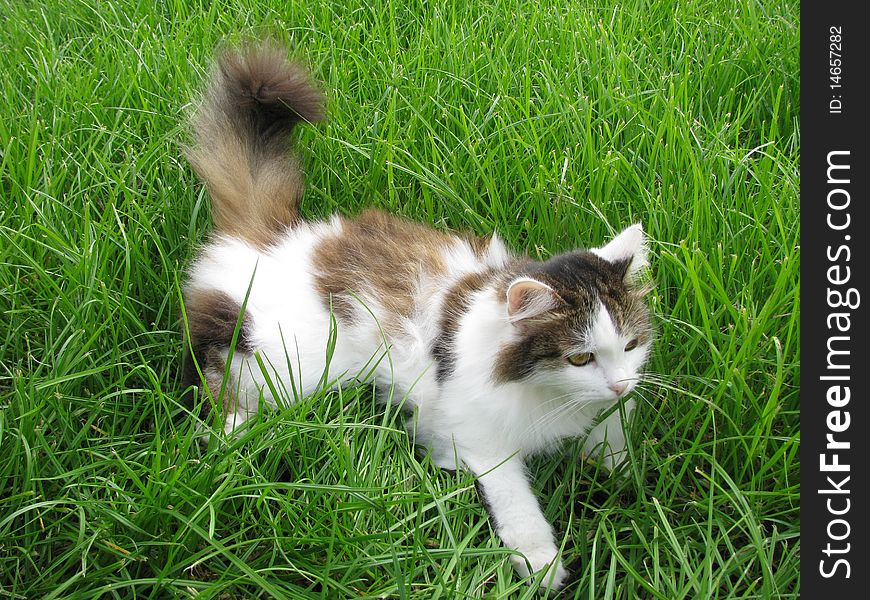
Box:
182, 41, 653, 590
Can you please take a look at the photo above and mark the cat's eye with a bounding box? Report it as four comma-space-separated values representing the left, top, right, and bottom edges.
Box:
624, 338, 639, 352
567, 352, 594, 367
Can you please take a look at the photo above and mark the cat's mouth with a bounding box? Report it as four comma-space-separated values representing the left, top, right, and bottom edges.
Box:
592, 383, 637, 406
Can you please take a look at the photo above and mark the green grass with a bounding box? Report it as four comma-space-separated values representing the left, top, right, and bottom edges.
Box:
0, 0, 799, 598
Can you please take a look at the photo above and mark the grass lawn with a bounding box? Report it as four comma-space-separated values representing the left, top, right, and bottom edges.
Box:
0, 0, 799, 598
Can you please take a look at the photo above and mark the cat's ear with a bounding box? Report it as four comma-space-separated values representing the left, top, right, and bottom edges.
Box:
592, 223, 649, 283
506, 278, 562, 323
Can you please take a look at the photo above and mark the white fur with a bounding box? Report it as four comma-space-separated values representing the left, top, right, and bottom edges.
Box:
186, 223, 649, 590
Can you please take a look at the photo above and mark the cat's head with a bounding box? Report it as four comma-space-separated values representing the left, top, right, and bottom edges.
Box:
495, 224, 653, 406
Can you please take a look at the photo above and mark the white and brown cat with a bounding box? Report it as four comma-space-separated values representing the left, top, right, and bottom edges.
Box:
182, 41, 653, 590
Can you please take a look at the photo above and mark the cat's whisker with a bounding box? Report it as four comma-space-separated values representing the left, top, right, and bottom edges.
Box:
628, 387, 657, 411
523, 396, 578, 435
525, 374, 660, 439
523, 386, 612, 438
638, 373, 676, 385
636, 374, 693, 396
527, 401, 584, 439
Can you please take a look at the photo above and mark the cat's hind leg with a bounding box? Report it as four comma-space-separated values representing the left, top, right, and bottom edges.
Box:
188, 362, 258, 440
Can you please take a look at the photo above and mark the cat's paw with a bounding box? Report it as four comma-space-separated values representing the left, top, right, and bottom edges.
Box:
510, 546, 568, 590
602, 447, 629, 474
583, 439, 629, 476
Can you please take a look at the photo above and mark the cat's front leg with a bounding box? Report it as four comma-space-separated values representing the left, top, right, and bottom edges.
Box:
583, 398, 635, 472
463, 453, 568, 590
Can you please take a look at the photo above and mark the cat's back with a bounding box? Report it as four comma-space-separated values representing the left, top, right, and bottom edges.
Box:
187, 209, 512, 341
309, 209, 513, 335
311, 209, 503, 319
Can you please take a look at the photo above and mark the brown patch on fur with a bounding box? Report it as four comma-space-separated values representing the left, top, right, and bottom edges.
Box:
312, 209, 456, 324
181, 288, 253, 420
186, 41, 325, 248
432, 269, 501, 381
462, 232, 493, 259
493, 312, 577, 382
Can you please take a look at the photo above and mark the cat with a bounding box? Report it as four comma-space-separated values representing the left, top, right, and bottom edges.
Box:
181, 41, 653, 590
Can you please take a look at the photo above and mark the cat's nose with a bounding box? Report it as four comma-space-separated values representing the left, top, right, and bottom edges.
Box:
609, 381, 628, 396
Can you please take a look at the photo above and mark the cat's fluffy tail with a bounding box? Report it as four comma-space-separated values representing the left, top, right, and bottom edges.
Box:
186, 41, 324, 247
